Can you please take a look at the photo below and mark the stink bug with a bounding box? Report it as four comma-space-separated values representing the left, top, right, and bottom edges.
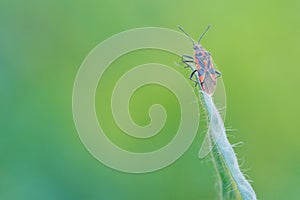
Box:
178, 25, 221, 96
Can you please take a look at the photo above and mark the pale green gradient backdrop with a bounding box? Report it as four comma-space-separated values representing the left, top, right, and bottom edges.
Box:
1, 0, 300, 199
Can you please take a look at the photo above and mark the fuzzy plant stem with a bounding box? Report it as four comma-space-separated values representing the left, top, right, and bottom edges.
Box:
204, 94, 256, 200
187, 65, 257, 200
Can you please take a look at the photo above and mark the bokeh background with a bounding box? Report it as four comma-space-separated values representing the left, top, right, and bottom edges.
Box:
1, 0, 300, 199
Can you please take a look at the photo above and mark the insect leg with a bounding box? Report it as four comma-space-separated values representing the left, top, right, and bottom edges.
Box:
183, 59, 195, 68
183, 62, 194, 68
182, 54, 194, 60
182, 54, 194, 65
215, 70, 222, 78
189, 70, 198, 87
183, 60, 194, 64
190, 70, 197, 79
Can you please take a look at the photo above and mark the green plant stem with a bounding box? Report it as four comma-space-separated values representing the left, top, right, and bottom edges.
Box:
187, 65, 257, 200
203, 93, 256, 200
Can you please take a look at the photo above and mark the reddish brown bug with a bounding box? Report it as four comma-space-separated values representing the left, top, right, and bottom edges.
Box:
179, 25, 221, 96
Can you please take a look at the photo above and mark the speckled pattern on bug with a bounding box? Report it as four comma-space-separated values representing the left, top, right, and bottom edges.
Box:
179, 25, 221, 96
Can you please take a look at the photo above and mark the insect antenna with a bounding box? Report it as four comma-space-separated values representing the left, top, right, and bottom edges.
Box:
178, 26, 195, 46
198, 25, 211, 44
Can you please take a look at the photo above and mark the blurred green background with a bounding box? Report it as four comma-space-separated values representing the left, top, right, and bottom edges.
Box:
1, 0, 300, 199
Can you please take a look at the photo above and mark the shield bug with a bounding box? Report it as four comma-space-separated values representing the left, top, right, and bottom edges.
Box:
178, 25, 221, 96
